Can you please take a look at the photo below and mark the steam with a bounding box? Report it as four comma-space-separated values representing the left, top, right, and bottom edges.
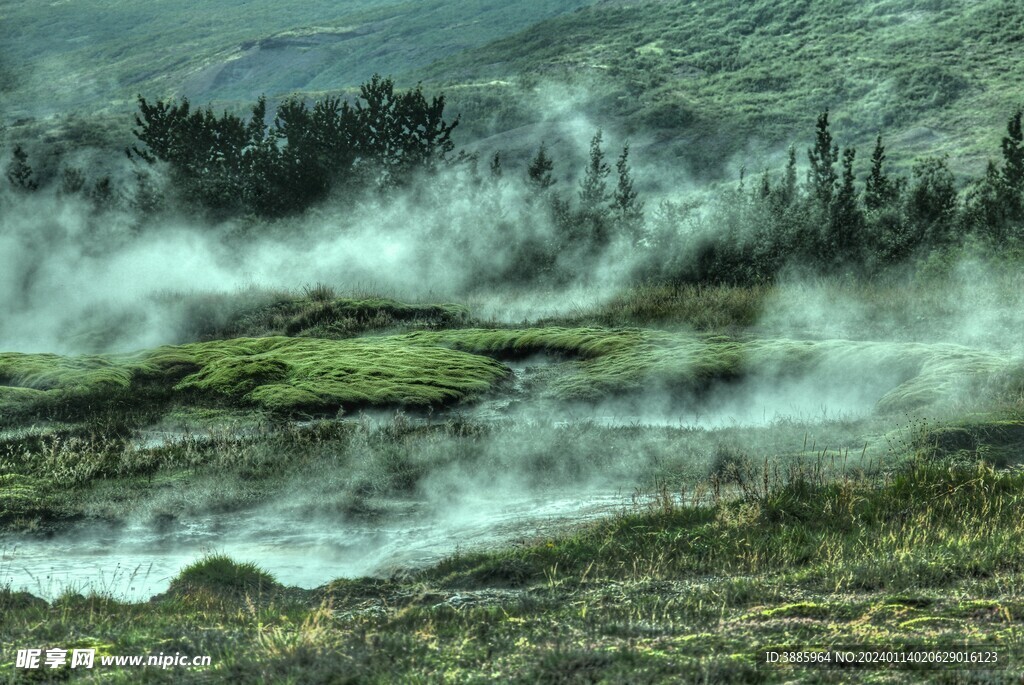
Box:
0, 130, 664, 353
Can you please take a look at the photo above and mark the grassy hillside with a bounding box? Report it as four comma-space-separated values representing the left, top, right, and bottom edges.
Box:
6, 0, 1024, 183
0, 0, 592, 117
426, 0, 1024, 178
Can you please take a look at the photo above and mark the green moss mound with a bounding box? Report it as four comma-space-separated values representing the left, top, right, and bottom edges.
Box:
159, 337, 508, 412
0, 352, 134, 391
0, 336, 510, 420
169, 554, 279, 596
404, 328, 1024, 408
2, 328, 1020, 423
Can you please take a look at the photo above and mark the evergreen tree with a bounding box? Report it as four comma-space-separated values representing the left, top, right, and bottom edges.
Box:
963, 160, 1009, 242
782, 145, 797, 202
527, 142, 555, 193
1001, 107, 1024, 193
88, 176, 117, 212
611, 143, 644, 245
6, 145, 37, 192
807, 110, 839, 207
768, 145, 798, 214
578, 129, 611, 212
1000, 107, 1024, 221
864, 134, 893, 211
907, 156, 958, 245
489, 151, 503, 181
758, 169, 771, 200
828, 146, 864, 262
571, 129, 614, 254
59, 166, 86, 196
351, 75, 458, 187
129, 75, 458, 217
131, 168, 165, 217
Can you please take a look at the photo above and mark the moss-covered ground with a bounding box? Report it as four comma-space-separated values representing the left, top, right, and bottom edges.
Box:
4, 325, 1021, 424
0, 335, 510, 421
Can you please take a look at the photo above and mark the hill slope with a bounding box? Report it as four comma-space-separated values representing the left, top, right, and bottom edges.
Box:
423, 0, 1024, 178
4, 0, 1023, 183
0, 0, 593, 117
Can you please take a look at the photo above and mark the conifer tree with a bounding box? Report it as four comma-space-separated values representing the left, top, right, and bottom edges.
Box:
829, 146, 864, 260
489, 151, 503, 181
578, 130, 611, 212
1001, 107, 1024, 221
527, 142, 555, 193
864, 134, 893, 211
807, 110, 838, 207
782, 145, 797, 202
59, 166, 86, 196
612, 143, 644, 244
6, 145, 37, 192
1001, 107, 1024, 194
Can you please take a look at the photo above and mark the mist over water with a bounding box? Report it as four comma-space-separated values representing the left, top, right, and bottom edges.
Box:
1, 488, 629, 601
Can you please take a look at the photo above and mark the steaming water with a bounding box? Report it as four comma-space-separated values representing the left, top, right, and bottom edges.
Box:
3, 362, 888, 603
477, 362, 882, 428
0, 490, 628, 602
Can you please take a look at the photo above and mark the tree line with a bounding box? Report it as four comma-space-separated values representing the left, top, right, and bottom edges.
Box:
636, 107, 1024, 284
5, 75, 1024, 285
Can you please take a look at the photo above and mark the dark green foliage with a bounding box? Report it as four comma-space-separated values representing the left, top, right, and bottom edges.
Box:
780, 145, 797, 206
907, 156, 958, 245
963, 160, 1011, 242
130, 168, 164, 216
88, 176, 118, 212
806, 110, 838, 208
129, 95, 259, 217
353, 75, 458, 186
58, 166, 86, 197
577, 129, 611, 213
825, 146, 864, 265
637, 105, 1024, 286
864, 135, 895, 211
998, 107, 1024, 225
6, 144, 37, 192
488, 151, 502, 182
612, 143, 644, 246
526, 142, 555, 194
564, 129, 613, 257
129, 75, 458, 218
958, 109, 1024, 243
1000, 107, 1024, 195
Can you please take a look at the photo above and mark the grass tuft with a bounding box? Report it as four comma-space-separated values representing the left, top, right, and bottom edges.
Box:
169, 554, 279, 596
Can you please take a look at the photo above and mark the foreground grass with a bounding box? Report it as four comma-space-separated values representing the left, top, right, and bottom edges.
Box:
3, 453, 1024, 683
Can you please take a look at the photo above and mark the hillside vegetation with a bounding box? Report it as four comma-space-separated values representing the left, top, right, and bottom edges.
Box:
0, 0, 592, 118
430, 0, 1024, 176
5, 0, 1024, 180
